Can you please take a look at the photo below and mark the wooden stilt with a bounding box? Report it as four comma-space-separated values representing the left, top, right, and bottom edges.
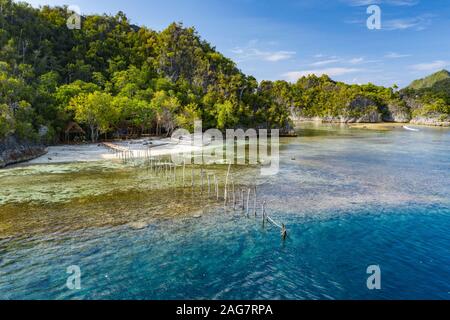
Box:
246, 188, 251, 217
207, 174, 211, 196
200, 168, 204, 193
262, 201, 266, 225
232, 180, 236, 210
281, 224, 287, 240
182, 161, 186, 187
254, 185, 257, 216
224, 164, 231, 206
214, 175, 219, 201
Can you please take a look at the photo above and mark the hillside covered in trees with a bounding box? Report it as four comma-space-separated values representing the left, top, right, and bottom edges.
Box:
401, 70, 450, 122
0, 0, 449, 145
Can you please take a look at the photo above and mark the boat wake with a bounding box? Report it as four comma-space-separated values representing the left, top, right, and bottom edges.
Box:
403, 126, 420, 132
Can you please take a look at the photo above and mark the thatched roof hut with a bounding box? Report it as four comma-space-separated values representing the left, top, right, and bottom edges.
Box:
64, 122, 85, 142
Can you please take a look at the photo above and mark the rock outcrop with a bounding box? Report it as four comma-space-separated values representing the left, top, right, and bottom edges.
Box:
292, 95, 449, 126
292, 96, 382, 123
410, 115, 450, 127
402, 96, 450, 127
342, 96, 382, 123
381, 102, 411, 123
0, 136, 47, 168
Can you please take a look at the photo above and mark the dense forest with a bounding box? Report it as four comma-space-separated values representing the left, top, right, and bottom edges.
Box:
401, 70, 450, 119
0, 0, 449, 144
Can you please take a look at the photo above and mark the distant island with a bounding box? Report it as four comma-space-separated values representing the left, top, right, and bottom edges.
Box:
0, 0, 449, 167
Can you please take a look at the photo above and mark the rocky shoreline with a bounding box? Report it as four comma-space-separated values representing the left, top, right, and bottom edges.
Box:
291, 93, 450, 127
410, 117, 450, 127
0, 136, 48, 168
293, 116, 450, 127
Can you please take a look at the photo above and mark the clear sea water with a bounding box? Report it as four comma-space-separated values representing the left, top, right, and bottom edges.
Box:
0, 123, 449, 300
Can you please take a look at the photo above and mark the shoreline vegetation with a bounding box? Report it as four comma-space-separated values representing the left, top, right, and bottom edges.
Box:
3, 121, 445, 168
0, 1, 449, 167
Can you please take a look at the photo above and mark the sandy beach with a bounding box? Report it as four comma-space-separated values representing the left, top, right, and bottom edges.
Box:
26, 137, 204, 165
22, 123, 431, 166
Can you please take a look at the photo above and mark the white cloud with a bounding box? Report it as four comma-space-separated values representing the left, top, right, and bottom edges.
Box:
384, 15, 433, 31
346, 13, 433, 31
231, 44, 295, 62
310, 56, 369, 66
310, 59, 341, 66
409, 60, 449, 72
384, 52, 411, 59
264, 51, 297, 62
349, 57, 364, 64
282, 67, 361, 82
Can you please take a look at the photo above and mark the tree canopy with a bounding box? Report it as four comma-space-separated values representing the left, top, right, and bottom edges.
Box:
0, 0, 448, 142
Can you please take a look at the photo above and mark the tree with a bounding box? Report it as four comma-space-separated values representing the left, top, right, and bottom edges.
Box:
113, 96, 155, 135
150, 91, 181, 135
67, 91, 115, 142
215, 101, 238, 130
0, 103, 14, 139
176, 102, 200, 132
1, 0, 448, 144
131, 99, 155, 135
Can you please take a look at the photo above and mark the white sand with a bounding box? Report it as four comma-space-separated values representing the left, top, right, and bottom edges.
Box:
27, 137, 205, 165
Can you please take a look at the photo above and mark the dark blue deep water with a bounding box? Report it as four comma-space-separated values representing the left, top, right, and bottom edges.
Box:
1, 124, 449, 299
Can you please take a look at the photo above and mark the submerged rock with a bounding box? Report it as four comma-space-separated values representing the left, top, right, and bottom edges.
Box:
129, 221, 150, 230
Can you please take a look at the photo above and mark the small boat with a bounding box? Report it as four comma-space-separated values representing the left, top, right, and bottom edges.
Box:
403, 126, 420, 132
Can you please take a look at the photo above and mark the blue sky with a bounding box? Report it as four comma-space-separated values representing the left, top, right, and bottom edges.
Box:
21, 0, 450, 87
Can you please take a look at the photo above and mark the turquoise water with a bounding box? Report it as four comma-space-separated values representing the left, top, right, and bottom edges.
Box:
0, 124, 449, 299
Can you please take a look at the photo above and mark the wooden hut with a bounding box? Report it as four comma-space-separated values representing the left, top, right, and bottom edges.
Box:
64, 122, 85, 143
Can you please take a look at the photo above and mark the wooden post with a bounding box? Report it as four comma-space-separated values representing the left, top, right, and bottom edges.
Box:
232, 180, 236, 210
191, 165, 195, 188
281, 224, 287, 240
183, 160, 186, 187
246, 188, 251, 216
254, 185, 257, 216
224, 163, 231, 206
262, 201, 266, 226
241, 189, 245, 211
214, 175, 219, 201
149, 149, 152, 171
207, 174, 211, 196
200, 168, 204, 193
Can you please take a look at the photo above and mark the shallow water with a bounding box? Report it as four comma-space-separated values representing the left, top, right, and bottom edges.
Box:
0, 123, 449, 299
